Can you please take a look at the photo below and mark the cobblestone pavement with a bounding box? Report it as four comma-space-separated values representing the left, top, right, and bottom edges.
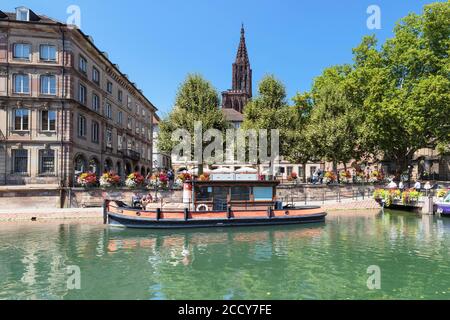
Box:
0, 208, 103, 221
0, 198, 382, 222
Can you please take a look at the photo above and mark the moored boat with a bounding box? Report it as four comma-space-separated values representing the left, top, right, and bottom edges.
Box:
436, 191, 450, 216
104, 179, 327, 229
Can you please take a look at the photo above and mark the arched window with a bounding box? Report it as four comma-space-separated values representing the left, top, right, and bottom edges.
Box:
116, 161, 122, 177
89, 157, 100, 176
74, 154, 87, 175
104, 158, 113, 173
125, 162, 132, 175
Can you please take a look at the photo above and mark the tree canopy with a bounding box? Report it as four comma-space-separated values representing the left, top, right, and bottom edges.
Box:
158, 74, 229, 168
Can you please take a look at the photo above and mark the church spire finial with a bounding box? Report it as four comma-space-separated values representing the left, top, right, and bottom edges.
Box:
236, 23, 249, 64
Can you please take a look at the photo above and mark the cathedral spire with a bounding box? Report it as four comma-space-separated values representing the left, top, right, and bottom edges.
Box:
236, 24, 249, 64
222, 25, 252, 113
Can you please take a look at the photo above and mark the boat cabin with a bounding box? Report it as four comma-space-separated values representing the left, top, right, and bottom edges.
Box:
191, 180, 280, 212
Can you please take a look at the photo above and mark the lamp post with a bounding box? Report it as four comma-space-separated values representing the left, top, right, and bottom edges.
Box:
361, 164, 366, 199
407, 165, 412, 189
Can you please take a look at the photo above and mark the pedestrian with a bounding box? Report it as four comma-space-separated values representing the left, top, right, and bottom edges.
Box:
399, 181, 405, 192
318, 169, 324, 184
312, 168, 319, 185
387, 180, 397, 189
414, 180, 421, 192
167, 169, 175, 189
424, 181, 432, 196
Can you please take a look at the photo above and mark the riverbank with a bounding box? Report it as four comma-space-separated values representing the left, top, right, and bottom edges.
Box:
0, 199, 381, 222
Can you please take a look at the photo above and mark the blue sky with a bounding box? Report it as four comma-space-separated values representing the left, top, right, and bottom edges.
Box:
3, 0, 440, 115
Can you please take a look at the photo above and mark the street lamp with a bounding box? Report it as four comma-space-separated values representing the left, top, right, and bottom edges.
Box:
407, 165, 412, 188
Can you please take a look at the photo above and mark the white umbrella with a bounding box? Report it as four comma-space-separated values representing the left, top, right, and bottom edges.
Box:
188, 167, 211, 175
235, 167, 258, 174
211, 167, 233, 173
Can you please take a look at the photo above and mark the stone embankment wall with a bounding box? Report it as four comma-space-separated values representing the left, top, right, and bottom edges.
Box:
0, 184, 383, 210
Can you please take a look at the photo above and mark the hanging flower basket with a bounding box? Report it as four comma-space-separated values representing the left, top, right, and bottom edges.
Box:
125, 172, 145, 189
77, 172, 98, 188
99, 171, 121, 189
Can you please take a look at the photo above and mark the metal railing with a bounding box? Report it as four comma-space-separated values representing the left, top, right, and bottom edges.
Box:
280, 187, 375, 206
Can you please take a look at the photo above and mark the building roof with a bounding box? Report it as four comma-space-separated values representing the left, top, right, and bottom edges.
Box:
153, 114, 161, 125
222, 108, 244, 122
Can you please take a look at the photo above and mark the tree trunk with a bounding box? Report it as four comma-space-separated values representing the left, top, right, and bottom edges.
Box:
302, 162, 307, 183
332, 160, 338, 174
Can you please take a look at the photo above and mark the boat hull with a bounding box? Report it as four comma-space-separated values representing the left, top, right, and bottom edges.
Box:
436, 203, 450, 216
105, 201, 327, 229
107, 213, 326, 229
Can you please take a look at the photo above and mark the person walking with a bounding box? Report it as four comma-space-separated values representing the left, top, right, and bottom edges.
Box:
167, 169, 175, 189
424, 181, 432, 196
414, 180, 421, 192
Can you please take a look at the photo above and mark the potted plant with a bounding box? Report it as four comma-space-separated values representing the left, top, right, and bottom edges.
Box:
125, 172, 145, 189
77, 172, 98, 188
99, 171, 121, 189
323, 171, 337, 184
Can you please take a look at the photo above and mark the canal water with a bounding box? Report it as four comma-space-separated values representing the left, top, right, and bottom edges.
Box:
1, 210, 450, 300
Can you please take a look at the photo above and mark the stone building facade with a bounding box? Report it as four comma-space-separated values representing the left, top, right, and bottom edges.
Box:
152, 114, 171, 171
0, 7, 156, 186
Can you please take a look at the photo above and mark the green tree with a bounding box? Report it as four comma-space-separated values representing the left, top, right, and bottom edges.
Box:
158, 74, 229, 173
242, 75, 290, 169
283, 92, 316, 182
308, 65, 364, 173
351, 2, 450, 173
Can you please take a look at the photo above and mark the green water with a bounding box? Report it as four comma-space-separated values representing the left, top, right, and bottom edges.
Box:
1, 211, 450, 300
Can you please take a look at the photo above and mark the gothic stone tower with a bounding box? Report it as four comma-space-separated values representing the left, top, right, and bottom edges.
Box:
222, 25, 252, 113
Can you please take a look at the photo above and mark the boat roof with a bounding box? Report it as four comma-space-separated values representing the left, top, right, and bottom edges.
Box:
190, 180, 280, 187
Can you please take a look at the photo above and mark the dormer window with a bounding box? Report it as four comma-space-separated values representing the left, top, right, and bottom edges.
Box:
16, 7, 30, 21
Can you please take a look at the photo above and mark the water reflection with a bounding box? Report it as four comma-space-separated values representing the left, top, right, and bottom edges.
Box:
0, 212, 450, 300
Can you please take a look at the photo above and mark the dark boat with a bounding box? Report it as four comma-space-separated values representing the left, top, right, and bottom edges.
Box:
436, 191, 450, 216
104, 179, 327, 229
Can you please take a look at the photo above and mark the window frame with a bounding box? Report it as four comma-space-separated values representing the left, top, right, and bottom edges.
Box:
40, 74, 57, 95
91, 120, 99, 143
13, 108, 29, 131
13, 43, 31, 60
12, 149, 28, 175
79, 55, 87, 74
39, 44, 57, 62
106, 81, 113, 94
92, 93, 100, 112
106, 128, 113, 148
77, 114, 87, 138
105, 103, 113, 119
78, 83, 87, 104
41, 110, 57, 132
13, 73, 30, 94
39, 149, 55, 175
92, 66, 100, 85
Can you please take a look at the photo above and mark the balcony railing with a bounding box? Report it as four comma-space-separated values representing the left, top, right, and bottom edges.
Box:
121, 149, 141, 161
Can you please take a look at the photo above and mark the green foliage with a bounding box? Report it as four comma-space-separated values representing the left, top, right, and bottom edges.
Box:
307, 65, 364, 171
158, 74, 229, 156
353, 2, 450, 171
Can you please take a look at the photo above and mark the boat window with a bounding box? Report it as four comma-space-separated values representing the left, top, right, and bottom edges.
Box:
444, 193, 450, 203
195, 187, 213, 201
230, 187, 250, 201
253, 187, 273, 201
